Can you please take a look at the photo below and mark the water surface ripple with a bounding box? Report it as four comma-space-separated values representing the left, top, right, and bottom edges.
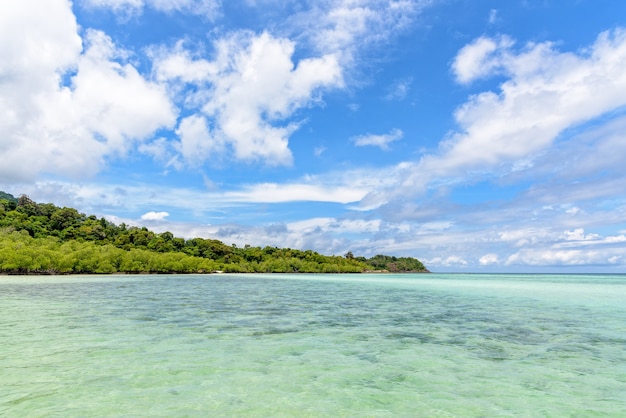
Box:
1, 273, 625, 416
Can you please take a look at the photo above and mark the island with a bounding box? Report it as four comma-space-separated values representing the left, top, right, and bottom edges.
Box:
0, 192, 429, 275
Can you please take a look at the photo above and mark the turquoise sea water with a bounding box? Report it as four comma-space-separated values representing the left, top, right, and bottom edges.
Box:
1, 273, 625, 417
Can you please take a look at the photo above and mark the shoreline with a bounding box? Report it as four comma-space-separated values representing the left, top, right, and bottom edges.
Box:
0, 269, 430, 276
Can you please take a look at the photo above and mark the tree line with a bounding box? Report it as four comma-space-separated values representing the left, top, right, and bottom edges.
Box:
0, 192, 428, 274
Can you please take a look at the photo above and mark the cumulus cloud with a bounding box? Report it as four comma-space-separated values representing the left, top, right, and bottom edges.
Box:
2, 1, 426, 177
141, 211, 170, 221
154, 31, 343, 166
452, 35, 513, 84
363, 28, 626, 210
138, 137, 173, 163
0, 0, 176, 181
72, 30, 177, 151
439, 29, 626, 177
175, 115, 222, 167
479, 253, 499, 265
351, 128, 403, 150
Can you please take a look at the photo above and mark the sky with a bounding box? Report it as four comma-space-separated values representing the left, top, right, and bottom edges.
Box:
2, 0, 626, 272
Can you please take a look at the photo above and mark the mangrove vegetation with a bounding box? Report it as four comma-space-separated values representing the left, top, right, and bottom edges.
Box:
0, 192, 428, 274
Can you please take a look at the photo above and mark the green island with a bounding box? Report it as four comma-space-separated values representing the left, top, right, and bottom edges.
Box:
0, 192, 428, 275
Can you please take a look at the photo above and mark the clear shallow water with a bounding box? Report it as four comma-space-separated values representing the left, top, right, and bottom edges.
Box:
1, 273, 625, 417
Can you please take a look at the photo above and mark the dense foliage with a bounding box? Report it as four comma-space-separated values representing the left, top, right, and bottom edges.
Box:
364, 254, 429, 273
0, 192, 428, 274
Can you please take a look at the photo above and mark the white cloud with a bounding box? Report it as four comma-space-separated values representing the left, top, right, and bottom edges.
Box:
175, 115, 222, 167
426, 256, 468, 267
498, 228, 551, 247
452, 35, 513, 84
138, 137, 172, 162
479, 253, 499, 265
557, 229, 626, 248
363, 28, 626, 209
141, 211, 170, 221
17, 169, 382, 215
14, 172, 626, 270
153, 41, 219, 84
82, 0, 221, 19
384, 78, 412, 101
470, 224, 626, 268
72, 30, 177, 151
294, 0, 422, 63
1, 0, 82, 179
149, 0, 219, 16
563, 228, 598, 242
351, 128, 403, 150
565, 207, 582, 215
222, 183, 367, 204
523, 114, 626, 184
0, 1, 176, 181
0, 1, 81, 76
155, 31, 343, 166
448, 29, 626, 167
65, 1, 429, 172
314, 146, 327, 157
506, 248, 626, 266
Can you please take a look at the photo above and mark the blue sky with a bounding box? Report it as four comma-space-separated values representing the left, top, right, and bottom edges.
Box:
2, 0, 626, 272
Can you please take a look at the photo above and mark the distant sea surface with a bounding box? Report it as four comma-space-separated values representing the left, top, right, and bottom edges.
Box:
1, 273, 625, 417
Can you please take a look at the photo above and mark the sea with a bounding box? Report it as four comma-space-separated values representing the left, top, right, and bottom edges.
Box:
1, 273, 625, 417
